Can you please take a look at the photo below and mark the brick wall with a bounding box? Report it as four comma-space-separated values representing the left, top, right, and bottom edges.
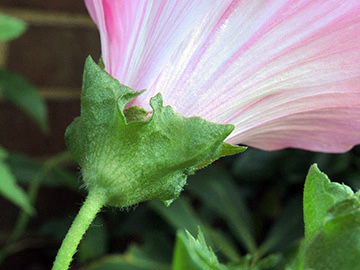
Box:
0, 2, 101, 157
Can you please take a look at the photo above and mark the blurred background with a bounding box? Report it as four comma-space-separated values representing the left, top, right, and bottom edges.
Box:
0, 1, 99, 156
1, 2, 360, 270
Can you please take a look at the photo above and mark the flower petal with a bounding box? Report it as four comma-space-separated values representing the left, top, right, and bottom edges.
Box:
85, 0, 226, 89
86, 0, 360, 153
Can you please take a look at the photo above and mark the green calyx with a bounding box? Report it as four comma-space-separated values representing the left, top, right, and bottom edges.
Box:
65, 57, 245, 208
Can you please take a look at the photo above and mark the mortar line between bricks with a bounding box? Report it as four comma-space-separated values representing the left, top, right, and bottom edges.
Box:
38, 87, 81, 100
0, 7, 95, 28
0, 87, 81, 101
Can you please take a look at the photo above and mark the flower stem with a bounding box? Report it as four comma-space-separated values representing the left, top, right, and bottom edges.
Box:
52, 189, 107, 270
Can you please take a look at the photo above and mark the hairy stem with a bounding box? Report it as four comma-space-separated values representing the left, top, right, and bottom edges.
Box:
52, 189, 107, 270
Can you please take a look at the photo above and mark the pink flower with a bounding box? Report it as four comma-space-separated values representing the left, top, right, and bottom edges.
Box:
85, 0, 360, 153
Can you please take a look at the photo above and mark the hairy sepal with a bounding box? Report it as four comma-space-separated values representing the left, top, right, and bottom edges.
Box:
66, 57, 240, 207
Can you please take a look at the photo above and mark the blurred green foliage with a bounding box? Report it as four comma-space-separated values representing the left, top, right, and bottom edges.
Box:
1, 122, 360, 270
0, 69, 48, 131
1, 145, 360, 269
0, 13, 27, 41
0, 13, 48, 221
73, 148, 359, 270
0, 146, 33, 215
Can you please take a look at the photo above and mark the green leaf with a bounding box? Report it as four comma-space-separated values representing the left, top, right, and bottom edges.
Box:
226, 255, 252, 270
39, 216, 73, 241
0, 147, 33, 214
150, 198, 241, 262
77, 216, 108, 263
221, 143, 247, 157
0, 146, 6, 160
251, 254, 283, 270
195, 143, 246, 170
172, 227, 228, 270
81, 245, 170, 270
0, 13, 27, 41
304, 198, 360, 270
150, 198, 204, 237
303, 165, 360, 270
303, 164, 354, 243
0, 69, 48, 131
6, 152, 78, 190
281, 241, 305, 270
188, 167, 256, 254
140, 231, 174, 264
227, 242, 305, 270
259, 196, 303, 256
232, 149, 284, 181
66, 56, 237, 207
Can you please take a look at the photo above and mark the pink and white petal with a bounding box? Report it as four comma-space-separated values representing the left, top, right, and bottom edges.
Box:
134, 0, 360, 152
85, 0, 146, 78
227, 88, 360, 152
85, 0, 229, 91
233, 108, 360, 153
86, 0, 360, 152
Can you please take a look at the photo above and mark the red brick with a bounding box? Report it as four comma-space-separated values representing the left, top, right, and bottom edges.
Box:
0, 100, 80, 156
7, 25, 101, 89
